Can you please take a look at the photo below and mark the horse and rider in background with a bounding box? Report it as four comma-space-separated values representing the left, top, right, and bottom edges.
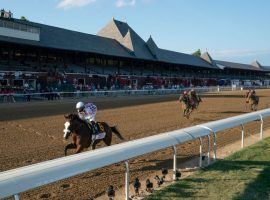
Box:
179, 89, 202, 119
245, 89, 259, 111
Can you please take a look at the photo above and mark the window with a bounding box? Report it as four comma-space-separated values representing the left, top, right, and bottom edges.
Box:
0, 19, 40, 34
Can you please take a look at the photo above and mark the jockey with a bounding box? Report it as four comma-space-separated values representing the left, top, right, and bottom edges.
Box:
250, 90, 257, 99
76, 101, 99, 135
245, 89, 251, 98
189, 89, 201, 103
179, 91, 190, 105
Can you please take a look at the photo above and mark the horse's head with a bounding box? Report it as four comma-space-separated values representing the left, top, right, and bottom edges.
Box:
63, 121, 71, 140
63, 114, 77, 140
63, 114, 86, 140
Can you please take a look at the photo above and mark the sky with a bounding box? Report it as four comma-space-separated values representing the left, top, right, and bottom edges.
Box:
1, 0, 270, 65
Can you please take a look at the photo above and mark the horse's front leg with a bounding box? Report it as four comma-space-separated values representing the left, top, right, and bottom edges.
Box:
75, 145, 83, 154
183, 108, 187, 117
64, 143, 76, 156
91, 141, 97, 150
187, 108, 193, 119
250, 103, 253, 111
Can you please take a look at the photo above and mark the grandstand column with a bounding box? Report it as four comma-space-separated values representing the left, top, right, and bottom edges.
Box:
14, 194, 20, 200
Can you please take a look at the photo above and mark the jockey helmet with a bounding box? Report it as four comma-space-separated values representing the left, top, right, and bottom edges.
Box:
76, 102, 85, 112
183, 91, 187, 95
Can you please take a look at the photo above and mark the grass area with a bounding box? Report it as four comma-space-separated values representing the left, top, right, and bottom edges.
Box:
146, 137, 270, 200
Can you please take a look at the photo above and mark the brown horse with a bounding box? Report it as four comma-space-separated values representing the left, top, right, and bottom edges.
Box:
63, 114, 124, 156
179, 95, 195, 119
246, 95, 259, 111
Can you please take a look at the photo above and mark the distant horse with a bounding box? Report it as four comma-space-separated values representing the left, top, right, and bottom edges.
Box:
63, 114, 124, 156
179, 95, 196, 119
246, 95, 259, 111
190, 94, 202, 109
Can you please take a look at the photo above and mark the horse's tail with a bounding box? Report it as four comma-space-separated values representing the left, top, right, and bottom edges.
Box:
110, 126, 125, 141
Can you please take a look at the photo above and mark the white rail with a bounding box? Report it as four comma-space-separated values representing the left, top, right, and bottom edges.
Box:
0, 85, 269, 98
0, 109, 270, 199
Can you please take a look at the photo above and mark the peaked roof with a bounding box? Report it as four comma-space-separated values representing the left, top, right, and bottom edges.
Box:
251, 60, 262, 68
123, 29, 134, 52
201, 52, 219, 68
98, 19, 154, 59
146, 36, 159, 58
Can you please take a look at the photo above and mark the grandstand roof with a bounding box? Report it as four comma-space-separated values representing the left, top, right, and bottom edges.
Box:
200, 52, 268, 72
0, 18, 132, 58
98, 19, 216, 68
215, 60, 265, 71
0, 17, 216, 69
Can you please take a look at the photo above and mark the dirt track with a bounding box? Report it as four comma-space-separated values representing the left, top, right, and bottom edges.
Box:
1, 90, 270, 200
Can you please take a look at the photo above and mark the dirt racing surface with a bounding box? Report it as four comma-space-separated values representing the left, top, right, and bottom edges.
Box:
1, 89, 270, 199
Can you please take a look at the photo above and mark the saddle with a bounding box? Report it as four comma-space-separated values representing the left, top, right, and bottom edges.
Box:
88, 122, 106, 141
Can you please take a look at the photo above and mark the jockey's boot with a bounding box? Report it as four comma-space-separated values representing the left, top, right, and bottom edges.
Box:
91, 121, 99, 135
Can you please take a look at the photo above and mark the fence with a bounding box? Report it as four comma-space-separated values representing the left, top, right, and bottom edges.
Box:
0, 109, 270, 200
0, 85, 269, 103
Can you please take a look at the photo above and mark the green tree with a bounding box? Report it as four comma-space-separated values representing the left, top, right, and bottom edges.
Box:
20, 16, 28, 21
192, 49, 201, 57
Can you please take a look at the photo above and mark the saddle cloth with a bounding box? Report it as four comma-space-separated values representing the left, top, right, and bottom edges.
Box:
92, 132, 106, 140
92, 122, 106, 141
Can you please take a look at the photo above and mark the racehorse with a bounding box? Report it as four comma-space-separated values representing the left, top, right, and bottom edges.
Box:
63, 114, 124, 156
179, 95, 196, 119
190, 94, 202, 109
246, 95, 259, 111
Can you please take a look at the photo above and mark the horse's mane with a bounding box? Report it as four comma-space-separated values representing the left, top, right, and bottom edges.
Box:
70, 114, 89, 127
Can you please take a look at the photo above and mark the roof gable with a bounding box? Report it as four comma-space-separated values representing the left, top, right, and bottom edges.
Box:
98, 19, 154, 60
201, 52, 219, 68
146, 36, 159, 58
251, 60, 262, 69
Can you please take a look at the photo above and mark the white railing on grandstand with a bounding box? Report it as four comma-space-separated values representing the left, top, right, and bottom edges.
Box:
1, 85, 269, 100
0, 109, 269, 200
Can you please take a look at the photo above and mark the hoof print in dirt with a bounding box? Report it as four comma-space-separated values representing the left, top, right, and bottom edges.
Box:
61, 183, 71, 190
39, 193, 51, 199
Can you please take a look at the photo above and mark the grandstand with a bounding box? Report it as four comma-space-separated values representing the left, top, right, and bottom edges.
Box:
0, 11, 270, 93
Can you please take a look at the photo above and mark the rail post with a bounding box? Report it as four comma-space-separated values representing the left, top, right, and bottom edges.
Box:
14, 194, 20, 200
207, 135, 211, 165
198, 125, 215, 164
260, 114, 263, 139
241, 124, 245, 148
173, 145, 177, 181
199, 137, 203, 167
213, 132, 217, 160
125, 161, 129, 200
